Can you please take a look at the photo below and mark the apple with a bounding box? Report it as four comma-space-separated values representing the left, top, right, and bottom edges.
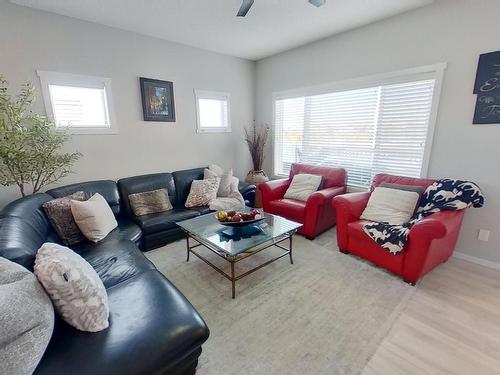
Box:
232, 214, 242, 222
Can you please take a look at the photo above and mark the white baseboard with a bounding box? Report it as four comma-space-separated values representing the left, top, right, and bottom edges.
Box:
453, 252, 500, 271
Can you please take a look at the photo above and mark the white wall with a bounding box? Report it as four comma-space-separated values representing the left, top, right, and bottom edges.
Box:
0, 0, 254, 206
256, 0, 500, 263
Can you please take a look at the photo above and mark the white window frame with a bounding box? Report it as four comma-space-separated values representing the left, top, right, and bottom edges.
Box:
194, 89, 231, 133
271, 63, 447, 184
37, 70, 118, 135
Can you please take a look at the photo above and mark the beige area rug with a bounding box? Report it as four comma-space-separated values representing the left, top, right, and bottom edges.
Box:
146, 231, 414, 375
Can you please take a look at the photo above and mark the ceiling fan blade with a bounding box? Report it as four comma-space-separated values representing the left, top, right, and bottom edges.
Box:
237, 0, 254, 17
309, 0, 326, 7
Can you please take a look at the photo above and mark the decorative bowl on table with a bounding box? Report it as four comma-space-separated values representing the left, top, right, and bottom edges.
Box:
215, 209, 265, 227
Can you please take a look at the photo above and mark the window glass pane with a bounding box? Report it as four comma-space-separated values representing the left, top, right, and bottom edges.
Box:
198, 98, 228, 128
49, 84, 109, 128
274, 77, 436, 187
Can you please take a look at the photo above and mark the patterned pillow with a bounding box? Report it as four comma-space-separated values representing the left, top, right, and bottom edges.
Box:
204, 168, 234, 197
34, 242, 109, 332
128, 188, 173, 216
185, 178, 220, 208
43, 191, 87, 245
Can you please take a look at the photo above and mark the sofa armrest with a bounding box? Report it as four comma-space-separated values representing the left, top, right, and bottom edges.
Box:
307, 186, 347, 207
259, 179, 290, 211
409, 213, 448, 240
238, 181, 256, 207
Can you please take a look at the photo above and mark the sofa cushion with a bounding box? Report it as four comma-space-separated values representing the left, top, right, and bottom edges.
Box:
34, 270, 210, 375
47, 180, 122, 216
289, 163, 347, 189
104, 218, 142, 245
172, 168, 205, 207
0, 258, 54, 375
2, 193, 55, 239
268, 198, 306, 223
185, 178, 220, 208
133, 209, 200, 235
117, 173, 177, 215
0, 216, 57, 270
284, 173, 323, 202
360, 187, 420, 225
72, 239, 155, 288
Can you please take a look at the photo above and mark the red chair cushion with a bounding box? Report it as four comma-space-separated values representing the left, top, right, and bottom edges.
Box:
268, 198, 306, 223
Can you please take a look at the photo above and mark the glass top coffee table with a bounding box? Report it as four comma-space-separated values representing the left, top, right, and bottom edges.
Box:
177, 212, 302, 298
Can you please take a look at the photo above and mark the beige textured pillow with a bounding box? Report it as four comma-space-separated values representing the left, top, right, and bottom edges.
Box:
70, 193, 118, 242
128, 188, 173, 216
185, 178, 220, 208
34, 243, 109, 332
284, 173, 323, 202
361, 187, 420, 225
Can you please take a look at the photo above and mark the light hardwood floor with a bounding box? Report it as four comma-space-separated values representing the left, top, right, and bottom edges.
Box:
362, 257, 500, 375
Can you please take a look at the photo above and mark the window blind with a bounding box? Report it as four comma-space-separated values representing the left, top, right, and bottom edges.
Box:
274, 76, 437, 187
49, 84, 110, 128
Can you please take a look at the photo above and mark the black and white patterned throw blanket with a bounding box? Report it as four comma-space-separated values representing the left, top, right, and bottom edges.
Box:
363, 179, 484, 254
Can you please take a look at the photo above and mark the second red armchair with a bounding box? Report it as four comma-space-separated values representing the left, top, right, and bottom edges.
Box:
259, 163, 347, 239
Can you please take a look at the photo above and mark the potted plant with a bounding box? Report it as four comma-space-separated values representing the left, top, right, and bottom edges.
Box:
244, 122, 270, 184
0, 75, 81, 196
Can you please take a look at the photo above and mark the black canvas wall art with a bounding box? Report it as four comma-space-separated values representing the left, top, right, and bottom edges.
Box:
140, 77, 176, 122
473, 51, 500, 124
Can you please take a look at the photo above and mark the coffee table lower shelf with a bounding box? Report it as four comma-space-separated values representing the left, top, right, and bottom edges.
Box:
185, 233, 295, 299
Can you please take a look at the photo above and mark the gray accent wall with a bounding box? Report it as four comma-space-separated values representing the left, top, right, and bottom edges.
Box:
255, 0, 500, 264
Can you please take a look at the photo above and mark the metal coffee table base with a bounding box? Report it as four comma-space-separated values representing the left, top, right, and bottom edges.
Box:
185, 235, 294, 298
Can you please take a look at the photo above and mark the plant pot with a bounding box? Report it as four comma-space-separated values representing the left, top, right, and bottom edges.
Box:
245, 170, 269, 184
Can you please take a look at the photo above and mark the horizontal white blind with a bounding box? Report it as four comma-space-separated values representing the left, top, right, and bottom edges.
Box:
49, 84, 110, 128
274, 77, 436, 187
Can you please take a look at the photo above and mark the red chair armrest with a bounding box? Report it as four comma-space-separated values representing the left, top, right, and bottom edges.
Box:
307, 186, 347, 206
409, 213, 448, 241
332, 192, 371, 221
259, 178, 290, 211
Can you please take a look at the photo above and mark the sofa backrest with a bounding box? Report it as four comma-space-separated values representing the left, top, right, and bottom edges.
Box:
0, 193, 60, 269
289, 163, 347, 189
172, 168, 205, 207
371, 174, 435, 191
117, 173, 177, 216
47, 180, 122, 216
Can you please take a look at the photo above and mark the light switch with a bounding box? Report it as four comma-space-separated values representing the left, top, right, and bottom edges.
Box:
478, 229, 490, 242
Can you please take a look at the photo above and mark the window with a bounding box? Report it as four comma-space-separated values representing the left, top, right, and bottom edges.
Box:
37, 71, 117, 134
273, 65, 445, 187
194, 90, 231, 133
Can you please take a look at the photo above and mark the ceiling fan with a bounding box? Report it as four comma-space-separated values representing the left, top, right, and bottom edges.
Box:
237, 0, 326, 17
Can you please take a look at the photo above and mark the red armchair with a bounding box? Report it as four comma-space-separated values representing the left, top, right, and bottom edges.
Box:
332, 174, 466, 284
260, 163, 347, 239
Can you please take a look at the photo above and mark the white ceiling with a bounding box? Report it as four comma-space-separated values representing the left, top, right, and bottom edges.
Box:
11, 0, 433, 60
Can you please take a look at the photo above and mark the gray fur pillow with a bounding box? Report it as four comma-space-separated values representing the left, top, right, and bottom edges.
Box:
129, 188, 173, 216
34, 243, 109, 332
43, 191, 87, 245
0, 258, 54, 375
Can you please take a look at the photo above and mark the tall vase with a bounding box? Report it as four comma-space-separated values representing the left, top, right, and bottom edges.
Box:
245, 170, 269, 184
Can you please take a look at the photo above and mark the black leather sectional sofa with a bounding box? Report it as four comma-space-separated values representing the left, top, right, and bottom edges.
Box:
0, 167, 256, 375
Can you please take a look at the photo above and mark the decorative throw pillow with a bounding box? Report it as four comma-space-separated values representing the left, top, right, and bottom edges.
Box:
361, 187, 420, 225
128, 188, 173, 216
284, 173, 323, 202
0, 258, 54, 375
70, 193, 118, 242
43, 191, 87, 245
185, 178, 220, 208
380, 183, 425, 215
204, 168, 234, 197
34, 242, 109, 332
208, 164, 225, 177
